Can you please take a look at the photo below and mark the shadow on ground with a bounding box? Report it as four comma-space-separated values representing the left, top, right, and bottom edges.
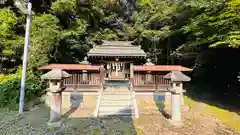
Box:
153, 93, 171, 119
184, 83, 240, 114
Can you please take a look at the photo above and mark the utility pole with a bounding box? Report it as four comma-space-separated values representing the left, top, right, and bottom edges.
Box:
18, 1, 32, 116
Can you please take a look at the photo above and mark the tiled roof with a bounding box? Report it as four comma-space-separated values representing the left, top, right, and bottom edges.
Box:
164, 71, 191, 82
87, 41, 146, 57
134, 65, 192, 71
39, 64, 100, 70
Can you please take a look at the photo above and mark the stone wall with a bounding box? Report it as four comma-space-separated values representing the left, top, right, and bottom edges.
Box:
135, 92, 171, 107
42, 91, 98, 117
61, 92, 98, 111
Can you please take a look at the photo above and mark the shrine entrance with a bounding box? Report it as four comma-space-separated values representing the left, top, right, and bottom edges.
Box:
104, 61, 130, 80
87, 41, 147, 80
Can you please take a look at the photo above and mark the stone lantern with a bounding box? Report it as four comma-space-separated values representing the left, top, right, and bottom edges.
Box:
41, 69, 71, 127
79, 56, 90, 82
164, 71, 191, 123
144, 59, 155, 83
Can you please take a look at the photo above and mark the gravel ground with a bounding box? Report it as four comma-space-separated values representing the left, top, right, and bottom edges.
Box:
0, 101, 239, 135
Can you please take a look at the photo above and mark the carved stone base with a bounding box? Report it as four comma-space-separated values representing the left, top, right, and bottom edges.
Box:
47, 120, 62, 127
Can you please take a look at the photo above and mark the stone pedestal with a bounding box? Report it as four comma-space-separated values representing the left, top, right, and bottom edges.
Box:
171, 93, 181, 121
48, 92, 62, 127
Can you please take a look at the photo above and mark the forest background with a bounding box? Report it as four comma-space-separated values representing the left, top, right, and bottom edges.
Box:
0, 0, 239, 111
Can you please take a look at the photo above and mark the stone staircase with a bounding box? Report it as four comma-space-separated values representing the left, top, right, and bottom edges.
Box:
98, 80, 135, 117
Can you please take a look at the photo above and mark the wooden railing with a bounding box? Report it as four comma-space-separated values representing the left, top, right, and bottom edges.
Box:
133, 73, 170, 91
63, 72, 170, 91
63, 73, 101, 90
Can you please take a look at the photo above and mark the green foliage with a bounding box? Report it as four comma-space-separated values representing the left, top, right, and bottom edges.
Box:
0, 71, 46, 109
51, 0, 76, 13
0, 8, 23, 56
209, 0, 240, 48
179, 0, 240, 50
29, 14, 61, 70
61, 19, 87, 38
1, 0, 240, 110
0, 8, 17, 39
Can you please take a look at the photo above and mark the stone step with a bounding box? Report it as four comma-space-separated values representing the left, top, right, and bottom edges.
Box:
102, 95, 132, 97
100, 100, 132, 104
103, 91, 130, 93
99, 105, 134, 110
102, 92, 132, 96
99, 103, 133, 107
100, 100, 132, 105
99, 105, 133, 108
103, 92, 131, 95
98, 112, 134, 117
99, 109, 134, 114
104, 89, 130, 91
103, 90, 130, 92
99, 108, 134, 114
101, 97, 132, 101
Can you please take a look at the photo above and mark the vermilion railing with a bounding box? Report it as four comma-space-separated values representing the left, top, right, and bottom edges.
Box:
63, 73, 101, 88
133, 73, 170, 90
63, 72, 170, 91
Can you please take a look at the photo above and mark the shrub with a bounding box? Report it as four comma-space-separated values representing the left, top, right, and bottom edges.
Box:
0, 72, 46, 110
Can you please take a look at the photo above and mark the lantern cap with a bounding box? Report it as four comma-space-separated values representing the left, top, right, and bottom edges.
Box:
41, 69, 71, 80
164, 71, 191, 82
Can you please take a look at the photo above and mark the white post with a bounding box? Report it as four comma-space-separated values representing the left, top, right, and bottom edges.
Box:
19, 2, 32, 116
171, 93, 181, 121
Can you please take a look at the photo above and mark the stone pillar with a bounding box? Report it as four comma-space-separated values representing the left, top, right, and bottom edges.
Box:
48, 92, 62, 127
171, 93, 181, 121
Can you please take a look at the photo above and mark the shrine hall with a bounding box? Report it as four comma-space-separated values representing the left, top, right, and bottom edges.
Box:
40, 40, 192, 120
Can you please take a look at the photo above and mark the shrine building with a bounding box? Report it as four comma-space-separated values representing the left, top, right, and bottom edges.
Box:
40, 40, 192, 118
